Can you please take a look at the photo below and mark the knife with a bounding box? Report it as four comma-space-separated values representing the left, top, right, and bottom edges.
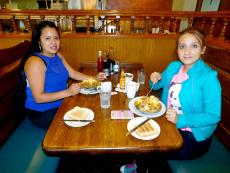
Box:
126, 118, 151, 136
62, 119, 95, 122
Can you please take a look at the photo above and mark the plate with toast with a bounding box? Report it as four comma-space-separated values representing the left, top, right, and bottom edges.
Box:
63, 106, 94, 127
127, 117, 160, 140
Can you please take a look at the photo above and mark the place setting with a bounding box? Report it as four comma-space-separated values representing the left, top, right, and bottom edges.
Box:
62, 106, 95, 127
79, 78, 101, 95
125, 84, 166, 140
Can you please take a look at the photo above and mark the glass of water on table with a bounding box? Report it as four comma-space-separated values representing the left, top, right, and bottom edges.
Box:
97, 82, 112, 109
137, 69, 146, 84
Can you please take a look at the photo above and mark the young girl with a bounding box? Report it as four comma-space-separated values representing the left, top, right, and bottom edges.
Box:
22, 21, 105, 129
150, 27, 221, 160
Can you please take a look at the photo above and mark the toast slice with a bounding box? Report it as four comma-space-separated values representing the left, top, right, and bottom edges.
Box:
135, 121, 158, 137
68, 107, 89, 120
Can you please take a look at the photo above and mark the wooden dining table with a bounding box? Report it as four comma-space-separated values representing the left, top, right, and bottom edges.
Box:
42, 66, 183, 156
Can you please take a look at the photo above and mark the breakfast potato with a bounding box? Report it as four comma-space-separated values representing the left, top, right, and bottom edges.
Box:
80, 78, 101, 89
134, 96, 162, 114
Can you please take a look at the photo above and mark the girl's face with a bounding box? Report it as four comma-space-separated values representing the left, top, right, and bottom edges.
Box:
39, 27, 60, 57
177, 33, 205, 71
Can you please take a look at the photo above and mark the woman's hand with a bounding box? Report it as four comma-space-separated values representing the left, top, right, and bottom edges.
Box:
166, 108, 178, 124
150, 72, 162, 84
67, 83, 80, 96
95, 72, 106, 81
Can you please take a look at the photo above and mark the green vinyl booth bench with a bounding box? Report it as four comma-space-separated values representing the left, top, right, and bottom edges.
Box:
168, 45, 230, 173
0, 41, 60, 173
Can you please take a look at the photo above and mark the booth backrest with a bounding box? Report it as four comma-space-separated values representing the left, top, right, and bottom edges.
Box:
204, 45, 230, 150
0, 40, 31, 145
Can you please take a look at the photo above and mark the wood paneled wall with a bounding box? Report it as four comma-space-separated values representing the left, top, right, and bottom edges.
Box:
106, 0, 172, 10
0, 38, 177, 75
61, 38, 177, 75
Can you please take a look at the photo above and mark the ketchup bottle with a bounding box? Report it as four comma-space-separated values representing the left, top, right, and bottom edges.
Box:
97, 50, 103, 72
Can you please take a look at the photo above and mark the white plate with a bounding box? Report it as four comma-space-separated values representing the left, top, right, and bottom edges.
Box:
128, 96, 166, 118
63, 108, 94, 127
80, 88, 98, 95
127, 117, 160, 140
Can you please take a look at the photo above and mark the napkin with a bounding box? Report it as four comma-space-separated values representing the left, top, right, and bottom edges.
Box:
111, 110, 134, 119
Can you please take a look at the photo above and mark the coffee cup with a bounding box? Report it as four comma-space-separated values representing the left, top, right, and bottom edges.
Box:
97, 81, 112, 93
126, 81, 140, 98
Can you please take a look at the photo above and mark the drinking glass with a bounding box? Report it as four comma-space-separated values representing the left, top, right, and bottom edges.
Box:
99, 91, 111, 109
137, 69, 146, 84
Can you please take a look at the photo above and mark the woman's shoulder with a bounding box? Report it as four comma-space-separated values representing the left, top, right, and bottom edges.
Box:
25, 55, 46, 67
198, 59, 218, 76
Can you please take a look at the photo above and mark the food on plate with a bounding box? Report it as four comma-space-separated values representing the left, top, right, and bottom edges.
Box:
80, 78, 101, 89
68, 107, 89, 120
134, 121, 158, 137
134, 96, 162, 113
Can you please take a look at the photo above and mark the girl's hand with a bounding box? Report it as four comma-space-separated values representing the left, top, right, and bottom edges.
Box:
67, 83, 80, 96
95, 72, 106, 81
166, 108, 178, 124
150, 72, 162, 84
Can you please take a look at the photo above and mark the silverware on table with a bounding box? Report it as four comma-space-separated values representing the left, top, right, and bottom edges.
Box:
146, 84, 154, 97
62, 119, 95, 122
126, 118, 151, 136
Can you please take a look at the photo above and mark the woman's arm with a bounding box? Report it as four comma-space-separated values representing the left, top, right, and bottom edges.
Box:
25, 56, 79, 103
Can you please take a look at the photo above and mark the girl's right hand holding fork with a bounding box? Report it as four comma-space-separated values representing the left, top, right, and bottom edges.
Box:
150, 72, 162, 84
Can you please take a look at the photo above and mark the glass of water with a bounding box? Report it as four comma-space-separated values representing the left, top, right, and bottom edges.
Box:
99, 91, 111, 109
137, 69, 146, 84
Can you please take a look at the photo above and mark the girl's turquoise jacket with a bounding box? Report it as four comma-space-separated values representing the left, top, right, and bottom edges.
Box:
149, 59, 221, 141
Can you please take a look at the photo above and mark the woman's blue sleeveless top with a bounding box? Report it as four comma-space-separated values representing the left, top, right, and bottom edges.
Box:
25, 53, 69, 111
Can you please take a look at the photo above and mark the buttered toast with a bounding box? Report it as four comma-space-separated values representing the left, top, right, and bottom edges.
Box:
135, 121, 158, 137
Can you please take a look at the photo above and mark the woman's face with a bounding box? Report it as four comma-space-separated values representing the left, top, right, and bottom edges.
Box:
177, 33, 205, 70
39, 27, 60, 57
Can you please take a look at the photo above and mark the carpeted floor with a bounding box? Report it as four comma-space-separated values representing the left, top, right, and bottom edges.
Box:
57, 154, 172, 173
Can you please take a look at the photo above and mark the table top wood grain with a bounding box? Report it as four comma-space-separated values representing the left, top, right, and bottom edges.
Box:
42, 67, 183, 156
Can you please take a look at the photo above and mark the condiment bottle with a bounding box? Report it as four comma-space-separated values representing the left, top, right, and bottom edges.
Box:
113, 61, 120, 73
97, 50, 103, 72
119, 69, 126, 90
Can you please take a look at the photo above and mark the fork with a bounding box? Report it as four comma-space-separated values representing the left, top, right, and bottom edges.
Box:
146, 84, 154, 97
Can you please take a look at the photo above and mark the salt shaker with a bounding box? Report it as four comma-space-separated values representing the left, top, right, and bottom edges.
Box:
113, 61, 120, 73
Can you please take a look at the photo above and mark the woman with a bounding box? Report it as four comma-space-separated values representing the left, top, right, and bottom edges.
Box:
150, 27, 221, 160
22, 21, 105, 129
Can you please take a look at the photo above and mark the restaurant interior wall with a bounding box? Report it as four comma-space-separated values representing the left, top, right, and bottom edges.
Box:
1, 0, 173, 10
0, 37, 177, 75
1, 0, 230, 10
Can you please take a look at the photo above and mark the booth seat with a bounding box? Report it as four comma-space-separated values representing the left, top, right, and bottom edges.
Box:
0, 41, 60, 173
0, 117, 60, 173
168, 135, 230, 173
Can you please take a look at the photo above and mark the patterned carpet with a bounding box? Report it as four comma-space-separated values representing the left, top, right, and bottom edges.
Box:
57, 154, 172, 173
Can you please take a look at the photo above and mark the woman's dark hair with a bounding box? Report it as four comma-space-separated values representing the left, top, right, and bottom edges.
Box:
30, 20, 60, 55
21, 20, 60, 69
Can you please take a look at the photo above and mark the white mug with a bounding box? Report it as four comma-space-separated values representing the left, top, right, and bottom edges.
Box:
126, 81, 140, 98
97, 81, 112, 93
